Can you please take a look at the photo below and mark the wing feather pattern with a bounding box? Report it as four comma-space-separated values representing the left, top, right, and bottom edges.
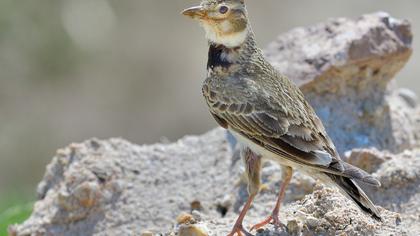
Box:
202, 77, 380, 187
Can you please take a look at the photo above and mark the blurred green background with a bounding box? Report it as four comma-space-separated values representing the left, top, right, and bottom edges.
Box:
0, 0, 419, 232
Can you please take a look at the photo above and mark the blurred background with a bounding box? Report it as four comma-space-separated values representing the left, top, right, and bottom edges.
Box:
0, 0, 419, 229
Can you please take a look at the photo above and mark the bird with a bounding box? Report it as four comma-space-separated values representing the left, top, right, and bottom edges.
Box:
181, 1, 381, 235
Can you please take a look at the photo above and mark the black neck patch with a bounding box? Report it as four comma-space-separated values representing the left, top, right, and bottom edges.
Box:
207, 44, 234, 70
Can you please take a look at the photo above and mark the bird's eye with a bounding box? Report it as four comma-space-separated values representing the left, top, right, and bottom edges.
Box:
219, 6, 229, 14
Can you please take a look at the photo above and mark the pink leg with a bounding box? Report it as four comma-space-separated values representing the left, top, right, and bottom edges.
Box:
228, 148, 262, 236
227, 194, 256, 236
250, 166, 293, 231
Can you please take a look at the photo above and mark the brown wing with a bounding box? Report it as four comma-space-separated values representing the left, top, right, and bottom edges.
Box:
203, 77, 380, 186
203, 78, 290, 138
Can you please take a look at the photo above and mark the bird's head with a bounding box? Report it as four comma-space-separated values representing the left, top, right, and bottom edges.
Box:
182, 0, 249, 48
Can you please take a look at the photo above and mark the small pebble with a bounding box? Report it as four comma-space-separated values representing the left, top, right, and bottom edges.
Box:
177, 213, 196, 225
140, 231, 154, 236
398, 88, 418, 108
191, 210, 204, 222
306, 216, 319, 228
287, 219, 300, 234
178, 224, 208, 236
191, 200, 202, 211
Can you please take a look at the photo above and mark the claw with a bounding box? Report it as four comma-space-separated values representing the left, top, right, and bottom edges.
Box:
250, 214, 285, 231
227, 224, 253, 236
250, 216, 272, 231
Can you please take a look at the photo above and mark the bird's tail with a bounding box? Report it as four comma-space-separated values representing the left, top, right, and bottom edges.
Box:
328, 174, 382, 221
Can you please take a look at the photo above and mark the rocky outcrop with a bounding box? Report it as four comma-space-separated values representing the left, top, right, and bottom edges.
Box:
9, 12, 420, 236
265, 12, 417, 155
9, 131, 420, 236
9, 130, 236, 235
175, 186, 406, 236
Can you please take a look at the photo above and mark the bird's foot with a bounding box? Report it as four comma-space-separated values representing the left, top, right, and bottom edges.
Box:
227, 224, 253, 236
250, 214, 285, 231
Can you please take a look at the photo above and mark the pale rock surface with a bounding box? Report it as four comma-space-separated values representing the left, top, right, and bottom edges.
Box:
9, 131, 420, 236
9, 129, 236, 235
265, 12, 417, 155
345, 148, 391, 173
345, 148, 420, 235
177, 186, 406, 236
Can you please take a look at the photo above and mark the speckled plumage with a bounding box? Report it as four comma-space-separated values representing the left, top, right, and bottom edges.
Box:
183, 0, 381, 234
203, 32, 381, 186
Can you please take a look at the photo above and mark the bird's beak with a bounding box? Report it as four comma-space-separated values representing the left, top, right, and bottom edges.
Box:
181, 5, 206, 19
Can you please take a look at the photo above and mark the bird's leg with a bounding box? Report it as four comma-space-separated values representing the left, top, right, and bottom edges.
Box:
250, 166, 293, 231
228, 148, 262, 236
228, 194, 255, 236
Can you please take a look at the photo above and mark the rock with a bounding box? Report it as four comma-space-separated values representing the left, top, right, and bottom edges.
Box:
266, 12, 412, 91
347, 148, 420, 235
178, 224, 209, 236
140, 231, 154, 236
179, 186, 407, 236
365, 149, 420, 214
9, 131, 420, 236
265, 12, 417, 155
397, 88, 418, 108
175, 213, 209, 236
345, 148, 391, 173
280, 186, 406, 235
9, 129, 239, 235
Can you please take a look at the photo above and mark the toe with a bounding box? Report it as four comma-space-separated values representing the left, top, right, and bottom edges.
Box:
227, 225, 253, 236
272, 216, 286, 229
250, 216, 272, 231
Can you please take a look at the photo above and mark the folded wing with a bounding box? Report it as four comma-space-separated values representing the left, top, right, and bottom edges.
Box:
203, 77, 380, 186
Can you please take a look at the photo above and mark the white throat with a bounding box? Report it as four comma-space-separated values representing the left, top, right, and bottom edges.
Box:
201, 23, 248, 48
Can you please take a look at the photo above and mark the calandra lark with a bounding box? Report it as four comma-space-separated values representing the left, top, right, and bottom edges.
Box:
182, 1, 381, 235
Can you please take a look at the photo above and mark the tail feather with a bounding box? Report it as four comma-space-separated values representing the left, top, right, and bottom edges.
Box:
327, 160, 381, 187
339, 161, 381, 187
329, 174, 382, 221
